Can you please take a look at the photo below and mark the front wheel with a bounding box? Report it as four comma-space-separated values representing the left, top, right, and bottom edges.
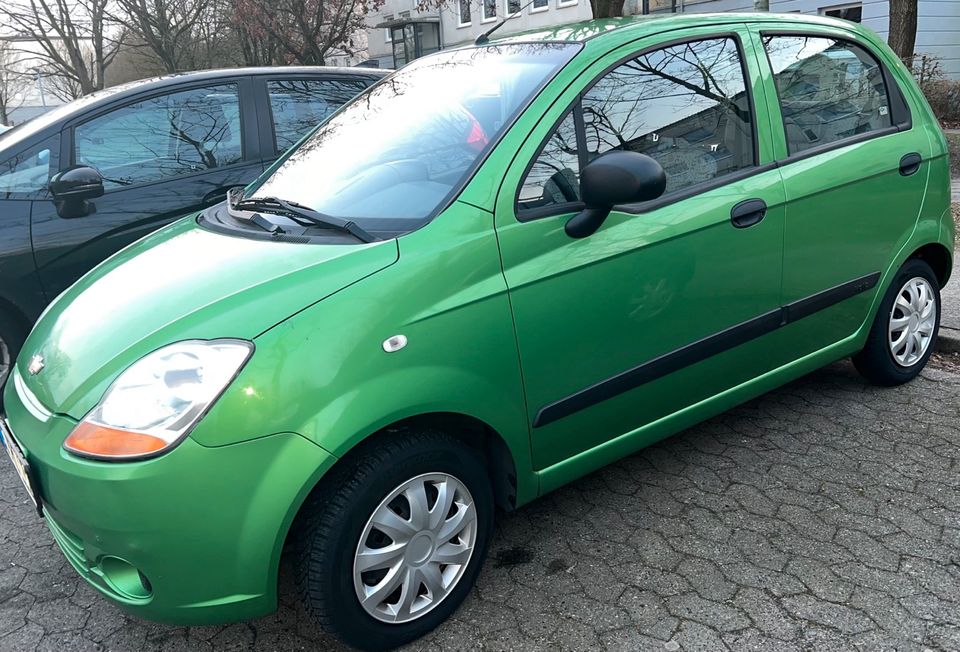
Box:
295, 430, 493, 651
0, 312, 26, 409
853, 258, 940, 386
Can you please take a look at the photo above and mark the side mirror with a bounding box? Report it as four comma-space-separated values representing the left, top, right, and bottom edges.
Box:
50, 166, 104, 218
565, 151, 666, 239
50, 166, 105, 201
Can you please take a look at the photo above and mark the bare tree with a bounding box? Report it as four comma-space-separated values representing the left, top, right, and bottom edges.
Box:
0, 40, 31, 124
888, 0, 918, 66
1, 0, 122, 96
112, 0, 218, 73
229, 0, 381, 66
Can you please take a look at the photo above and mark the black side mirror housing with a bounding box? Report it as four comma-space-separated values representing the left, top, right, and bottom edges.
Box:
49, 166, 104, 218
565, 151, 666, 239
50, 166, 105, 201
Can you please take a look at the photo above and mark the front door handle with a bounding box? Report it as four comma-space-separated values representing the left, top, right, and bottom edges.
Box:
899, 152, 922, 177
730, 198, 767, 229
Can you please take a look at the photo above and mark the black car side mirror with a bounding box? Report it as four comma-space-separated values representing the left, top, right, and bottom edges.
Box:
565, 151, 666, 239
50, 166, 104, 218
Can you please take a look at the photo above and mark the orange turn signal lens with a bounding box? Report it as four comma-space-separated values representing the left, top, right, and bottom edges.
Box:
64, 422, 169, 459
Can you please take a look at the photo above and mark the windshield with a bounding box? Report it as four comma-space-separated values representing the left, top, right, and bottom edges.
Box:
245, 43, 579, 232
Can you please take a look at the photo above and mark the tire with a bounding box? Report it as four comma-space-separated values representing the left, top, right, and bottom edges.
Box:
295, 430, 493, 651
0, 312, 26, 410
853, 258, 940, 386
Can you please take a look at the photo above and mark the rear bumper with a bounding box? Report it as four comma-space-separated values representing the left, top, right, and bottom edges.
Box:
2, 368, 335, 624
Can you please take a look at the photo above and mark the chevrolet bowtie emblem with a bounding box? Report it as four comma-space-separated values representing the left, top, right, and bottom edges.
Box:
28, 355, 44, 376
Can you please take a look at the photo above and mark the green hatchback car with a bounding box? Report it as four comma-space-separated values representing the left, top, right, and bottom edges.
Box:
1, 12, 954, 651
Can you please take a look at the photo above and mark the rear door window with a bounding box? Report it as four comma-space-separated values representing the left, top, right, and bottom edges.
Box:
762, 35, 892, 155
267, 78, 371, 154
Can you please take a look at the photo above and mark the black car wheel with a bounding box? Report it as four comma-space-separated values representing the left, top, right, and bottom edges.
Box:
295, 429, 493, 651
853, 258, 941, 386
0, 312, 26, 409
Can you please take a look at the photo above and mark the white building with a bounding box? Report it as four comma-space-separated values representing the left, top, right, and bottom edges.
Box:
364, 0, 959, 80
365, 0, 592, 69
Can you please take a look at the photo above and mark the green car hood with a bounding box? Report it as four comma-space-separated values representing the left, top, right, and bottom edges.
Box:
17, 218, 399, 417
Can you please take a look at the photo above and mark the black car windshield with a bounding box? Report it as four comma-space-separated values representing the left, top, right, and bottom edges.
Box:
244, 43, 579, 231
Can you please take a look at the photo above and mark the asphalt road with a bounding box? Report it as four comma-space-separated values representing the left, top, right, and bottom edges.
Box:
0, 359, 959, 651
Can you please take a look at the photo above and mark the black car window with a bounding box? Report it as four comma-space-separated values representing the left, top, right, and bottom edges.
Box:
763, 35, 892, 155
268, 78, 371, 155
519, 37, 755, 214
0, 134, 60, 199
74, 83, 242, 190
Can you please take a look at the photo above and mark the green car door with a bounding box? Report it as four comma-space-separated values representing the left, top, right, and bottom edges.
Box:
494, 27, 788, 477
752, 25, 935, 358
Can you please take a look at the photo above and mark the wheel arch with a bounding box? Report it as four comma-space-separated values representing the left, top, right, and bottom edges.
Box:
271, 411, 521, 602
908, 242, 953, 288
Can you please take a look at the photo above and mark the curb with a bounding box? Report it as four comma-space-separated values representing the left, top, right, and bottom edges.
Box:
938, 327, 960, 355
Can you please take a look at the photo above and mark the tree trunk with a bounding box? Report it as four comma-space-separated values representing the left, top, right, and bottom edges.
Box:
888, 0, 918, 67
753, 0, 769, 10
590, 0, 624, 18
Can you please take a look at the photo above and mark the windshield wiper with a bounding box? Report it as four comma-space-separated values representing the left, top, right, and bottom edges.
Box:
233, 195, 378, 243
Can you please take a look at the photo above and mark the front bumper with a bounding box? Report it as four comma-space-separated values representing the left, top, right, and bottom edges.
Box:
2, 368, 335, 624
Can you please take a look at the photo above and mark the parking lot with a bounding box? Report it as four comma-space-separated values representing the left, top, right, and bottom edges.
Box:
0, 358, 958, 651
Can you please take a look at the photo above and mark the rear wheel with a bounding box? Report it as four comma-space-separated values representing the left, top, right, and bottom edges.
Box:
853, 259, 940, 386
295, 430, 493, 651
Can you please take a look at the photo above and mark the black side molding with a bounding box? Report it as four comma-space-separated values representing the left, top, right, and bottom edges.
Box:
533, 271, 882, 428
783, 272, 880, 323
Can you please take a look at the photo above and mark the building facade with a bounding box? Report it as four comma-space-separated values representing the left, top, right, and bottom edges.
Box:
365, 0, 959, 80
365, 0, 593, 69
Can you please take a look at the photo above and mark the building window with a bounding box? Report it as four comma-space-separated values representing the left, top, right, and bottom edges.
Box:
557, 0, 577, 8
384, 14, 393, 41
482, 0, 497, 22
458, 0, 471, 25
505, 0, 521, 16
820, 4, 862, 22
531, 0, 549, 12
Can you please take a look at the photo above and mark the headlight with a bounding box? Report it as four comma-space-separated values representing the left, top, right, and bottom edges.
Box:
64, 339, 253, 460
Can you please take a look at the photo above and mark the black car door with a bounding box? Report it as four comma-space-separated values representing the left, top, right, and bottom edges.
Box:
0, 133, 60, 323
31, 77, 263, 298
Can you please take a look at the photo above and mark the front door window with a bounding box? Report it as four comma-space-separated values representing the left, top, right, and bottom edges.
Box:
74, 83, 243, 190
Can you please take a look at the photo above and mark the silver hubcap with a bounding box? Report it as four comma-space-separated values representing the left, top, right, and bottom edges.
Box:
353, 473, 477, 624
888, 276, 937, 367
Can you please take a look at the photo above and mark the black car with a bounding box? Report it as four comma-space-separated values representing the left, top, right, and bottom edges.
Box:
0, 66, 386, 390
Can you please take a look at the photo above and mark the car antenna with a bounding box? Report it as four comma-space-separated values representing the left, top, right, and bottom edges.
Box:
475, 0, 542, 45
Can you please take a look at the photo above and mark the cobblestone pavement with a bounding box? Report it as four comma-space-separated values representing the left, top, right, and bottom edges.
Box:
1, 359, 959, 651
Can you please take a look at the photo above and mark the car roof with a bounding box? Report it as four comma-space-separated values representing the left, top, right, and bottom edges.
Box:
492, 12, 865, 44
0, 66, 388, 152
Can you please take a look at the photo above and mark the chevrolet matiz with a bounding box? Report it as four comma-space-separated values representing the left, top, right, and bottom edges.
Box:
1, 13, 953, 651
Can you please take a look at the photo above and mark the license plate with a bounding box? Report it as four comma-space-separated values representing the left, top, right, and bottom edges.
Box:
0, 419, 39, 512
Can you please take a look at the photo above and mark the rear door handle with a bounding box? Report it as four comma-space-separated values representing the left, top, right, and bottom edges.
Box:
730, 198, 767, 229
899, 152, 922, 177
